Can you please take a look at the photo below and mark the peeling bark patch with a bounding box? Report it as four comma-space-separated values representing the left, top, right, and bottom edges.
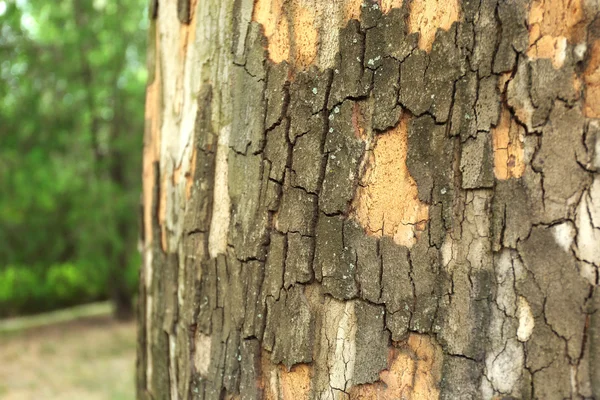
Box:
551, 221, 576, 252
408, 0, 459, 52
517, 297, 534, 342
252, 0, 289, 64
194, 333, 212, 376
575, 177, 600, 272
252, 2, 319, 70
261, 356, 313, 400
349, 334, 443, 400
329, 301, 357, 391
492, 106, 525, 180
208, 125, 231, 258
143, 21, 162, 249
380, 0, 403, 14
143, 72, 161, 246
159, 172, 168, 251
584, 40, 600, 118
292, 7, 318, 69
527, 34, 568, 68
251, 0, 368, 70
352, 117, 429, 248
251, 0, 321, 69
485, 336, 524, 395
178, 0, 198, 59
279, 364, 312, 399
527, 0, 586, 68
529, 0, 586, 40
342, 0, 363, 22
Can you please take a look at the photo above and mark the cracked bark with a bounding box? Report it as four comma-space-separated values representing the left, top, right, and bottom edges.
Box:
139, 0, 600, 399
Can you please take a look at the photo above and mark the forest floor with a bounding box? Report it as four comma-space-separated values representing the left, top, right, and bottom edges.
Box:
0, 310, 136, 400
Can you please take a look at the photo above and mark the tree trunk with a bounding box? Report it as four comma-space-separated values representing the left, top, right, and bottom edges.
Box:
138, 0, 600, 398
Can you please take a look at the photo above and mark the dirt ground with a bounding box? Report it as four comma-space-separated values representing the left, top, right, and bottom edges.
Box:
0, 316, 136, 400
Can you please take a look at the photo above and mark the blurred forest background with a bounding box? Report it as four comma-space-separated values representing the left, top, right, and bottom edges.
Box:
0, 0, 147, 319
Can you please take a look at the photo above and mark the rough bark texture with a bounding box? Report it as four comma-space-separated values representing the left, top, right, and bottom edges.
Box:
139, 0, 600, 399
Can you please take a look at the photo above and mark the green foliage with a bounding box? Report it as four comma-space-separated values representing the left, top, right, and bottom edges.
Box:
0, 261, 133, 315
0, 266, 39, 312
0, 0, 147, 316
46, 262, 100, 302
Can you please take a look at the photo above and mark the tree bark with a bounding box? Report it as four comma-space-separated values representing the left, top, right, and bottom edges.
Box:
138, 0, 600, 399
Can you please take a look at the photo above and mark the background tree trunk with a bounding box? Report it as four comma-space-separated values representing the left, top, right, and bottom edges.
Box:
138, 0, 600, 398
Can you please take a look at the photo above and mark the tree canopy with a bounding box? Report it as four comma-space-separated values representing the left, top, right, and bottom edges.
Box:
0, 0, 147, 316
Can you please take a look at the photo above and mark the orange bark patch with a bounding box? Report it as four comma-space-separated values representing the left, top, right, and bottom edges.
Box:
252, 0, 367, 70
252, 0, 290, 64
292, 6, 319, 69
343, 0, 363, 21
527, 34, 568, 68
279, 364, 312, 399
179, 0, 199, 61
529, 0, 586, 42
498, 72, 512, 93
159, 172, 168, 252
173, 165, 182, 185
527, 0, 588, 68
408, 0, 460, 52
584, 40, 600, 118
352, 117, 429, 248
381, 0, 403, 14
260, 351, 312, 400
174, 145, 198, 201
142, 27, 162, 247
175, 0, 200, 117
349, 334, 443, 400
492, 106, 525, 180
